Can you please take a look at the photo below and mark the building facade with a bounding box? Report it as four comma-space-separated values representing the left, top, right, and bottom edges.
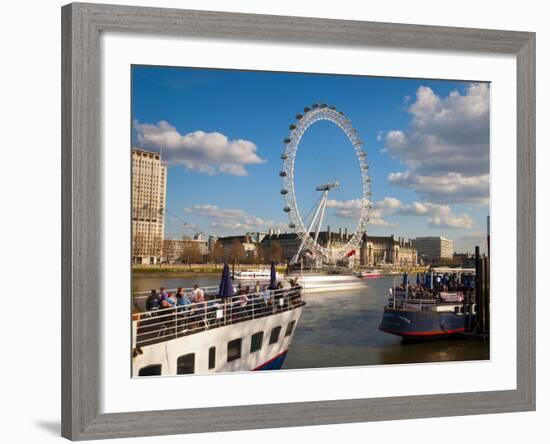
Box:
217, 235, 259, 261
412, 236, 454, 263
132, 149, 167, 265
162, 235, 209, 263
360, 235, 417, 266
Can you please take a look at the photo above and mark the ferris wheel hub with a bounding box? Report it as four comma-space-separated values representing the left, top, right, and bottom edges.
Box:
316, 181, 340, 191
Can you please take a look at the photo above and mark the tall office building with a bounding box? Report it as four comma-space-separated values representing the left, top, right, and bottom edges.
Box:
132, 149, 167, 264
412, 236, 454, 263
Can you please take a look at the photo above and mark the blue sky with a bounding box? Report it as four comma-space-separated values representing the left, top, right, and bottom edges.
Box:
132, 65, 490, 253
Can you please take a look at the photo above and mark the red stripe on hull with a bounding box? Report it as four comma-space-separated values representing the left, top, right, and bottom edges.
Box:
379, 326, 465, 337
252, 349, 288, 371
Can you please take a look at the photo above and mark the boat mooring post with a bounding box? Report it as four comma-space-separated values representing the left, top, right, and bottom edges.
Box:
475, 245, 489, 335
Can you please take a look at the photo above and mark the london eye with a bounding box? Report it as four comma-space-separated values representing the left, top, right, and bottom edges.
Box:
279, 104, 372, 265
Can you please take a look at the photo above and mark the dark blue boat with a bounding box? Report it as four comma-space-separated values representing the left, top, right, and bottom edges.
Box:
379, 270, 477, 338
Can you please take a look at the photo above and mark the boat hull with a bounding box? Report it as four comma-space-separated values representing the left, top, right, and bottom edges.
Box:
379, 307, 474, 337
289, 273, 366, 293
133, 305, 302, 376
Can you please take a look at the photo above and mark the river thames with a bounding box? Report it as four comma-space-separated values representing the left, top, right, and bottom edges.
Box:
133, 274, 489, 369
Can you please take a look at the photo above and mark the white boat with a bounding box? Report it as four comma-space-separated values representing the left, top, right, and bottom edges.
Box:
355, 269, 384, 279
132, 286, 304, 376
233, 269, 280, 281
288, 272, 366, 293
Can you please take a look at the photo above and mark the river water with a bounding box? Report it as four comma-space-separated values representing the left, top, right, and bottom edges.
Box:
133, 274, 489, 369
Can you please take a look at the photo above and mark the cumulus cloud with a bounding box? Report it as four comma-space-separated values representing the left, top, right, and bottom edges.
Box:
184, 204, 286, 232
382, 83, 490, 204
325, 198, 396, 226
134, 120, 265, 176
388, 171, 489, 204
395, 200, 474, 229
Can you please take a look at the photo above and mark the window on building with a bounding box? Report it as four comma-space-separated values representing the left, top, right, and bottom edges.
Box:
176, 354, 195, 374
269, 326, 282, 345
250, 332, 264, 353
138, 364, 162, 377
285, 320, 296, 337
208, 347, 216, 370
227, 338, 242, 362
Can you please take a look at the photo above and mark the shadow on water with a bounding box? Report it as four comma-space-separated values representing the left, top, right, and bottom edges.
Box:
133, 275, 489, 370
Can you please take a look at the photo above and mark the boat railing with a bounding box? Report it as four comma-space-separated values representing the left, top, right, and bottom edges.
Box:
133, 286, 220, 301
387, 289, 476, 312
132, 287, 305, 348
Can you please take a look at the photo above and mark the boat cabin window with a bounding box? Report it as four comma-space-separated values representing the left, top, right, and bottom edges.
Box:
250, 331, 264, 353
208, 347, 216, 369
138, 364, 162, 377
269, 326, 282, 345
227, 338, 242, 362
285, 320, 296, 337
177, 353, 195, 374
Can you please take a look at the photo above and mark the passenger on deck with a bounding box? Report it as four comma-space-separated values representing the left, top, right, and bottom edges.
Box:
254, 280, 261, 294
164, 293, 176, 307
159, 287, 168, 302
261, 285, 272, 312
146, 290, 160, 311
176, 290, 191, 307
192, 284, 205, 303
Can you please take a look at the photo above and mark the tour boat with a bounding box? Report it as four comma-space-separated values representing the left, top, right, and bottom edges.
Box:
378, 272, 477, 338
132, 285, 305, 376
355, 269, 384, 279
234, 269, 280, 281
288, 272, 366, 293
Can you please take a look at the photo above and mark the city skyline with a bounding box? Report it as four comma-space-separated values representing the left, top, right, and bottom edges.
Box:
131, 66, 490, 254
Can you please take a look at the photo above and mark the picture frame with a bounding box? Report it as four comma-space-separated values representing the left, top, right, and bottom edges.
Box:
61, 2, 536, 440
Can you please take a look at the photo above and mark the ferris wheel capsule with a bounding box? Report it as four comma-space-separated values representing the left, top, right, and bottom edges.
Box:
279, 171, 287, 177
283, 206, 291, 213
284, 137, 291, 144
280, 189, 288, 195
289, 223, 296, 229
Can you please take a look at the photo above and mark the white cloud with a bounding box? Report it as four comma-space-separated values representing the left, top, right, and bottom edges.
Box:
326, 198, 397, 226
134, 120, 265, 175
395, 200, 474, 229
382, 84, 490, 204
326, 196, 473, 229
428, 214, 474, 229
326, 198, 365, 210
184, 204, 285, 233
373, 197, 403, 209
388, 171, 489, 204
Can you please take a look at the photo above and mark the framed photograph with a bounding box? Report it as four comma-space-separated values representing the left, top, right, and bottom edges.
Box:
62, 2, 535, 440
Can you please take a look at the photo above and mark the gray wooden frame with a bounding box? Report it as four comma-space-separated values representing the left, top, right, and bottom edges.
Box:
61, 2, 536, 440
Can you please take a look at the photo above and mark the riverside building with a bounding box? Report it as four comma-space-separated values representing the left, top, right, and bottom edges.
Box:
412, 236, 454, 263
132, 149, 167, 265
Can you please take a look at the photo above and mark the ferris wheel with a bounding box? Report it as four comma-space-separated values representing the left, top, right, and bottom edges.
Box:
279, 104, 372, 265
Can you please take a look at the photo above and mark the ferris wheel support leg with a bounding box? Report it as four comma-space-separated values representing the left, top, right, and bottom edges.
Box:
290, 190, 328, 266
313, 193, 328, 245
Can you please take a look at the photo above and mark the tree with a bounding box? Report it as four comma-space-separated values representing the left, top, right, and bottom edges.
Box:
209, 240, 225, 267
269, 241, 283, 263
229, 239, 245, 264
182, 242, 203, 267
